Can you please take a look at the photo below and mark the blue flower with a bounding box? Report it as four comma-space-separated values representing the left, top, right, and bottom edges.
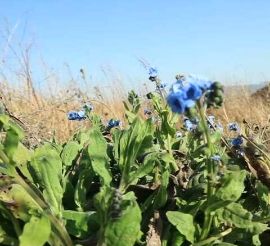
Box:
157, 83, 167, 89
211, 155, 221, 162
167, 91, 190, 113
184, 118, 198, 131
107, 119, 121, 129
171, 80, 184, 93
231, 136, 243, 147
148, 67, 158, 79
144, 109, 152, 115
167, 74, 215, 114
184, 83, 202, 101
228, 122, 240, 132
67, 111, 86, 121
167, 83, 202, 113
77, 110, 86, 118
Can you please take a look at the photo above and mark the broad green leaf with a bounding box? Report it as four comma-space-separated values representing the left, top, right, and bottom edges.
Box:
103, 192, 142, 246
116, 117, 154, 186
166, 211, 195, 243
160, 110, 176, 136
13, 143, 33, 181
128, 154, 156, 185
61, 141, 82, 166
19, 215, 51, 246
256, 181, 270, 214
30, 144, 63, 215
216, 203, 268, 234
75, 131, 90, 145
63, 210, 98, 238
88, 128, 111, 185
215, 170, 246, 202
0, 115, 24, 161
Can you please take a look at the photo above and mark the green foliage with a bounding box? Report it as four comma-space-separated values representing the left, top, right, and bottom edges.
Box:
19, 215, 51, 246
166, 211, 195, 243
0, 84, 270, 246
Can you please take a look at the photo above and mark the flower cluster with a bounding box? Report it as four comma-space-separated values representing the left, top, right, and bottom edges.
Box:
207, 115, 223, 132
167, 75, 213, 114
228, 122, 240, 132
107, 119, 121, 130
231, 136, 243, 147
67, 102, 93, 121
183, 117, 198, 132
144, 109, 152, 116
148, 67, 158, 81
211, 155, 221, 162
68, 111, 86, 121
205, 81, 224, 108
156, 83, 167, 90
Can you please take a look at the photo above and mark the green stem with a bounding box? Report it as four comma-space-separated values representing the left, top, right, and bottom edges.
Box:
197, 103, 216, 240
194, 228, 232, 246
255, 216, 270, 223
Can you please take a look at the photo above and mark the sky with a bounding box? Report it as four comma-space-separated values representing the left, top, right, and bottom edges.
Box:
1, 0, 270, 88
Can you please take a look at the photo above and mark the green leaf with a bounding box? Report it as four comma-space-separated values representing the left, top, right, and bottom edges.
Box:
116, 117, 154, 187
215, 170, 246, 202
13, 143, 33, 181
128, 153, 156, 185
19, 215, 51, 246
88, 128, 112, 185
63, 210, 99, 238
0, 115, 24, 161
166, 211, 195, 243
256, 181, 270, 214
61, 141, 82, 166
103, 192, 142, 246
154, 169, 170, 208
74, 168, 93, 210
30, 144, 63, 215
216, 203, 268, 234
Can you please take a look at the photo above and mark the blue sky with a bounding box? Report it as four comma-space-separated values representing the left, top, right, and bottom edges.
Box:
1, 0, 270, 87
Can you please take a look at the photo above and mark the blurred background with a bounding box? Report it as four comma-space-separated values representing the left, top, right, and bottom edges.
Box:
1, 0, 270, 142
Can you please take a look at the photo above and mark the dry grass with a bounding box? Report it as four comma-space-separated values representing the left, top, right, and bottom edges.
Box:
1, 74, 270, 145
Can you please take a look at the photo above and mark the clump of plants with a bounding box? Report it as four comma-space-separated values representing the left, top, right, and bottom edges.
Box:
0, 68, 270, 246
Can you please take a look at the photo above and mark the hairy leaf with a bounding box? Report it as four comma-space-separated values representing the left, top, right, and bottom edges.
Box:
88, 128, 111, 185
19, 215, 51, 246
30, 144, 63, 215
166, 211, 195, 243
216, 203, 268, 234
103, 192, 142, 246
61, 141, 82, 166
215, 170, 246, 202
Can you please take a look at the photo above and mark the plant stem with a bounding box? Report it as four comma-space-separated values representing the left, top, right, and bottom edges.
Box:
197, 103, 216, 240
194, 228, 232, 246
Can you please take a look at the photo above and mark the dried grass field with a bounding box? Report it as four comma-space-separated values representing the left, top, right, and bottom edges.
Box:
1, 74, 270, 145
